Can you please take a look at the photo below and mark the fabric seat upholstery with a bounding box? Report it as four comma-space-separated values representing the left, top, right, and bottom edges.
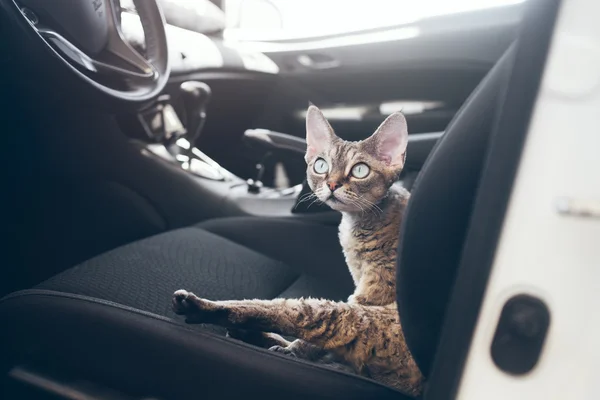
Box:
36, 220, 354, 321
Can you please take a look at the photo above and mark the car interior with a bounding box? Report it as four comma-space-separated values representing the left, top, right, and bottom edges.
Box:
0, 0, 559, 399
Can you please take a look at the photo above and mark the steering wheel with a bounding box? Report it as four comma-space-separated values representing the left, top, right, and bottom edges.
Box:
0, 0, 170, 108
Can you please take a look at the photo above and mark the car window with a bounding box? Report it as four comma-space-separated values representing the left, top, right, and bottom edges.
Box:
223, 0, 525, 41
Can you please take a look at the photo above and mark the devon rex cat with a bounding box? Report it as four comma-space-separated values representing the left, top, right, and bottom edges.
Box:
172, 105, 423, 396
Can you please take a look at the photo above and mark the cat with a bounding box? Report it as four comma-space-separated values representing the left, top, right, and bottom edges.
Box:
172, 105, 424, 397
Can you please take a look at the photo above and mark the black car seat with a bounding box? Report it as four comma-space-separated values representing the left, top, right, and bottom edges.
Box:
0, 41, 517, 400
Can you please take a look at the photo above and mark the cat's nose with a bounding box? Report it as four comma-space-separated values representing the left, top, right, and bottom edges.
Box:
327, 181, 342, 192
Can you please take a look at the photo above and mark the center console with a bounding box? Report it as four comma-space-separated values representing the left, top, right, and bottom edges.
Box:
134, 81, 326, 220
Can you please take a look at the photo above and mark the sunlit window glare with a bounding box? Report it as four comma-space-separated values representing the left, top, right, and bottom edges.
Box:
224, 0, 525, 41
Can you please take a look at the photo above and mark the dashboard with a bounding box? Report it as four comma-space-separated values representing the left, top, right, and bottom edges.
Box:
120, 12, 279, 76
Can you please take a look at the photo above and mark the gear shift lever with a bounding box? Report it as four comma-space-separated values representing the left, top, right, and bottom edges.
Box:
179, 81, 212, 144
173, 81, 231, 181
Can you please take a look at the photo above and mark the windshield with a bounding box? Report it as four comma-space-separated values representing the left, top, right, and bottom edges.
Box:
223, 0, 525, 41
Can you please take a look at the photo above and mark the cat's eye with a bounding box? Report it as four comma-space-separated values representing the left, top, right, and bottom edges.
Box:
351, 163, 370, 179
313, 158, 329, 174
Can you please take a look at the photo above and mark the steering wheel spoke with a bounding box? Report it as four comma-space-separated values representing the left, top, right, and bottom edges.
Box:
102, 0, 157, 80
38, 28, 156, 84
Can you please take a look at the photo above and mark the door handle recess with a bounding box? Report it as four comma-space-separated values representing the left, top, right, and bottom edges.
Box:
297, 54, 340, 70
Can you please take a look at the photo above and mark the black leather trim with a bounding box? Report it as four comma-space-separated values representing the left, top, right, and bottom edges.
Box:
1, 290, 413, 400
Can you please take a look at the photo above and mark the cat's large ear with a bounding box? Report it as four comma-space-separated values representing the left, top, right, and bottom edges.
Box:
306, 105, 335, 159
366, 112, 408, 168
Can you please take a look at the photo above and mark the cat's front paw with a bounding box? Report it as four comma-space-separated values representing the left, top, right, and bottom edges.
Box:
172, 289, 196, 315
269, 345, 298, 358
172, 289, 219, 323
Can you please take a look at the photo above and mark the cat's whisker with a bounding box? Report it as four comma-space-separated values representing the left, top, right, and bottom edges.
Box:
297, 192, 313, 202
360, 198, 384, 216
362, 202, 381, 218
345, 197, 366, 214
345, 192, 382, 217
359, 200, 377, 217
307, 197, 323, 209
354, 195, 383, 217
294, 192, 316, 209
295, 187, 330, 209
342, 193, 366, 215
301, 188, 327, 210
300, 190, 318, 201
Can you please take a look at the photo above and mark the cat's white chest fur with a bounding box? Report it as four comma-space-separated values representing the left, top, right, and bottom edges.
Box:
338, 215, 353, 248
338, 214, 363, 285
